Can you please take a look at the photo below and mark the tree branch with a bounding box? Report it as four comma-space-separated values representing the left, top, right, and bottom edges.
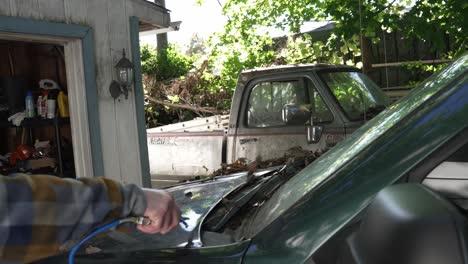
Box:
146, 96, 221, 115
376, 0, 398, 14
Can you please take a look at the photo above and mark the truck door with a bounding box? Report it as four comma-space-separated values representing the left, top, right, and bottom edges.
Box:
230, 75, 346, 164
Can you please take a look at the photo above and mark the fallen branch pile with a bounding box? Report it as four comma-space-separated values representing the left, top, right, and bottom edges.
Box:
144, 60, 230, 125
212, 147, 324, 176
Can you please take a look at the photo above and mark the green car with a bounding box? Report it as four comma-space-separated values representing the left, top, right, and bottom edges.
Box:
41, 54, 468, 264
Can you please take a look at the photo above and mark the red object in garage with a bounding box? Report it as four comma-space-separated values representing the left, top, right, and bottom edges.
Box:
10, 145, 35, 165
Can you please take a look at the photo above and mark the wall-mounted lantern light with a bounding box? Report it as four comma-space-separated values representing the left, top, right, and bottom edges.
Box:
109, 49, 134, 99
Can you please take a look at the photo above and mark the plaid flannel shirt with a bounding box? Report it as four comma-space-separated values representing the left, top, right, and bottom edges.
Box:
0, 174, 147, 264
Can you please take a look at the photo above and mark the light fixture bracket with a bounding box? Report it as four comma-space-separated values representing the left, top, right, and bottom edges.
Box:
109, 80, 130, 99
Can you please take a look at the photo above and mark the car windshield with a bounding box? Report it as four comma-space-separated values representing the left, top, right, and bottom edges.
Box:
320, 71, 391, 121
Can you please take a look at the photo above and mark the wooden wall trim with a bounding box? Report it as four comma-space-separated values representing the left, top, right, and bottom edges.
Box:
128, 0, 170, 29
130, 16, 151, 187
64, 39, 94, 178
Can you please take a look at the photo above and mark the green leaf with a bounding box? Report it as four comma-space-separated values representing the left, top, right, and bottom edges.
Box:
168, 95, 180, 104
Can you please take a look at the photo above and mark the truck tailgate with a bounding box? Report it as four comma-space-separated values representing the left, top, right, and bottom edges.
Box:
148, 131, 225, 187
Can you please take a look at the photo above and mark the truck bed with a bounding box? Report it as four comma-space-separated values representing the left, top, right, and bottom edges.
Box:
147, 115, 229, 133
147, 115, 230, 187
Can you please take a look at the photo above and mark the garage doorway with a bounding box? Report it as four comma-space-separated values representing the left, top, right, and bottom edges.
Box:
0, 32, 94, 178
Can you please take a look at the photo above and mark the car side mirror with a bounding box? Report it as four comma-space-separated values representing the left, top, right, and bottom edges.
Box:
282, 104, 311, 125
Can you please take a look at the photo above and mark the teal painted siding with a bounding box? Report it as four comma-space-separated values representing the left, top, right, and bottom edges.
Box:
130, 16, 151, 188
0, 15, 89, 38
81, 29, 104, 176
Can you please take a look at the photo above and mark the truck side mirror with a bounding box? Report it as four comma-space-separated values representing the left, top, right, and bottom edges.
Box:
307, 125, 323, 144
282, 104, 311, 125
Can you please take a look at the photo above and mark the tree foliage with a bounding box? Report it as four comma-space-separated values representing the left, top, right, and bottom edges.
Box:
143, 0, 467, 127
203, 0, 467, 93
141, 44, 193, 81
186, 33, 208, 58
401, 0, 467, 52
141, 44, 232, 127
141, 44, 194, 127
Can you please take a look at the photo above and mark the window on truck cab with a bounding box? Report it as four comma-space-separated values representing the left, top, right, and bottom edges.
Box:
310, 83, 334, 124
319, 71, 390, 121
247, 78, 333, 127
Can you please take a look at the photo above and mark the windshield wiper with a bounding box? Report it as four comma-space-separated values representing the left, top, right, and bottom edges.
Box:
183, 166, 282, 248
204, 160, 306, 232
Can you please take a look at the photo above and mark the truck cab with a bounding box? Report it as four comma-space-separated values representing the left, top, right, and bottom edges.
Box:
227, 64, 390, 164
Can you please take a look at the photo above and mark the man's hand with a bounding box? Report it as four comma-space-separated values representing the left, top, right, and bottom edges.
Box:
137, 189, 181, 234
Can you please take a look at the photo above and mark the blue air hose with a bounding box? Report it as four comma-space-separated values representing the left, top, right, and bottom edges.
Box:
68, 220, 120, 264
68, 216, 151, 264
68, 216, 188, 264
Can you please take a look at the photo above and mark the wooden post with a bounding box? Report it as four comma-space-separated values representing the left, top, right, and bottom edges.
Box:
157, 33, 168, 52
156, 0, 168, 53
393, 31, 400, 87
360, 35, 372, 75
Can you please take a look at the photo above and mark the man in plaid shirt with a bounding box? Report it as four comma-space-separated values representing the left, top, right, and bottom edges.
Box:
0, 173, 181, 263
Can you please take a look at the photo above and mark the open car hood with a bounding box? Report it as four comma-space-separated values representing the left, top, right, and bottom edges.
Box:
83, 169, 277, 252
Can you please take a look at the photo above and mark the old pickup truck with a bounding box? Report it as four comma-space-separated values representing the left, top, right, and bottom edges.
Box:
147, 64, 391, 186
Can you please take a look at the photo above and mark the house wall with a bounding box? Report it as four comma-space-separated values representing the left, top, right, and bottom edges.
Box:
0, 0, 170, 185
